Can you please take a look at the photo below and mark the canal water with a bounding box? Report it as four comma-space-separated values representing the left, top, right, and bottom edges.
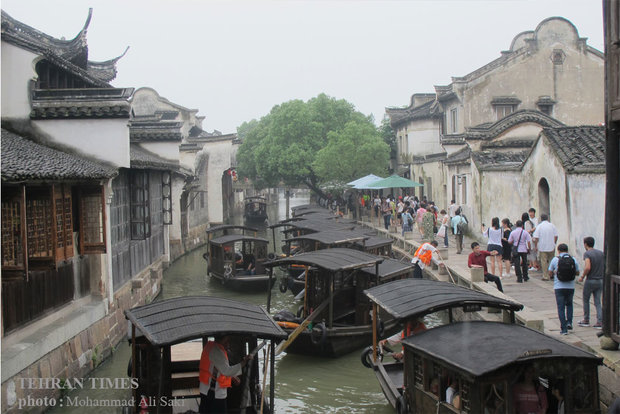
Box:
50, 192, 403, 413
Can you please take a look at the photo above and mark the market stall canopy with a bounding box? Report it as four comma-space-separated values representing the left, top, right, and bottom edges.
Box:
367, 174, 424, 189
347, 174, 384, 189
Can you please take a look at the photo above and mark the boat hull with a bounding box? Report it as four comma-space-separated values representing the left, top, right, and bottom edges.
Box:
209, 272, 276, 292
282, 319, 400, 358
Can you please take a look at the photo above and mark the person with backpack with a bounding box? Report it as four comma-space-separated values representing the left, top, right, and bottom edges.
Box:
401, 207, 414, 236
451, 208, 468, 254
548, 243, 580, 335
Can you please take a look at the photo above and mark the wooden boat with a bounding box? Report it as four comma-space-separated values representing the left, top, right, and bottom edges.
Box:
362, 279, 603, 414
244, 196, 268, 223
205, 233, 276, 292
277, 230, 395, 295
125, 296, 287, 414
265, 248, 414, 357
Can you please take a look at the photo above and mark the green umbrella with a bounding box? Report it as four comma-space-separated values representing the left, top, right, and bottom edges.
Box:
367, 174, 424, 189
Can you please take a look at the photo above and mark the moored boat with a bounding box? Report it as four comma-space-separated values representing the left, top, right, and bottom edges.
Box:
125, 296, 287, 413
265, 248, 413, 357
362, 279, 603, 414
244, 196, 268, 223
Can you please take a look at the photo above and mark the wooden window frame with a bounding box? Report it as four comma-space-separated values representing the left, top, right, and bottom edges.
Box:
1, 185, 27, 273
78, 186, 107, 254
162, 171, 172, 225
130, 170, 151, 240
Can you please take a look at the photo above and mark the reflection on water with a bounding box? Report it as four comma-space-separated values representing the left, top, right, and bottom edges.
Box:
52, 192, 435, 413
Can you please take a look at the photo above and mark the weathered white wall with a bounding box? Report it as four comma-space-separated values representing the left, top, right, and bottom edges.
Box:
32, 119, 130, 167
411, 160, 447, 209
169, 176, 185, 241
140, 142, 181, 161
566, 174, 605, 260
460, 18, 603, 128
131, 87, 201, 137
397, 117, 443, 158
1, 42, 38, 120
197, 139, 234, 224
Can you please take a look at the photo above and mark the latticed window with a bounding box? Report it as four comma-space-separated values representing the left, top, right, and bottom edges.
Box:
162, 172, 172, 225
2, 187, 24, 268
130, 170, 150, 239
26, 187, 54, 260
460, 380, 472, 412
79, 186, 106, 253
413, 354, 424, 386
54, 184, 73, 261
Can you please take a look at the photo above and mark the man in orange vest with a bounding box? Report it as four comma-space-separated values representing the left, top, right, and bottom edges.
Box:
379, 317, 427, 360
199, 335, 253, 413
411, 240, 440, 279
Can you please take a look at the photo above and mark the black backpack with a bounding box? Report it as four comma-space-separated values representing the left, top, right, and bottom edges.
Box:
557, 254, 576, 282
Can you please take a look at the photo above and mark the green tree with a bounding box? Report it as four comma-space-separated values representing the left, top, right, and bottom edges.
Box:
236, 94, 389, 195
379, 116, 397, 160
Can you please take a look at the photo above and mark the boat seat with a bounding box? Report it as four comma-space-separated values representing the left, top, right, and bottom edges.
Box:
171, 371, 199, 392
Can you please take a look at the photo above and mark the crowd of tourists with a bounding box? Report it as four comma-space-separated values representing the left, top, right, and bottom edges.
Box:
360, 193, 605, 338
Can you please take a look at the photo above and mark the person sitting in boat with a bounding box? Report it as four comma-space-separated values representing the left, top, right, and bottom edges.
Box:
512, 365, 548, 414
379, 317, 427, 361
199, 335, 253, 414
446, 378, 459, 405
411, 240, 441, 279
243, 253, 256, 275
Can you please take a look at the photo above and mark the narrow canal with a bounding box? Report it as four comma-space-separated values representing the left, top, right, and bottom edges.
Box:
50, 192, 396, 413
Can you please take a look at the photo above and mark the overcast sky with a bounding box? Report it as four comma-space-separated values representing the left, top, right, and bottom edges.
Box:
2, 0, 604, 133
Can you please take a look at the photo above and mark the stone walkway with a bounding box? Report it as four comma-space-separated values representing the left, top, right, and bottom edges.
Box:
356, 214, 620, 381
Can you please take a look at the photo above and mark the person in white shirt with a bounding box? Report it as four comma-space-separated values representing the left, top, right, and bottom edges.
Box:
533, 214, 558, 281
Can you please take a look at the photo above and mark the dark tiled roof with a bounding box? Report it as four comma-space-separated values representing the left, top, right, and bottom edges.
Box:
441, 134, 466, 146
541, 126, 605, 173
412, 152, 447, 164
386, 99, 441, 127
443, 146, 471, 165
465, 110, 564, 141
472, 150, 528, 171
480, 138, 536, 150
130, 121, 183, 142
30, 88, 133, 120
1, 129, 117, 182
130, 144, 182, 171
1, 9, 126, 85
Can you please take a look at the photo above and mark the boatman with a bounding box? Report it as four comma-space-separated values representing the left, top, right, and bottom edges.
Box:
411, 240, 440, 279
379, 317, 427, 360
199, 335, 253, 413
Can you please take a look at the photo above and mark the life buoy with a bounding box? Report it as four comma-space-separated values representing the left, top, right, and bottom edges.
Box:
396, 395, 408, 414
277, 321, 300, 329
310, 322, 327, 346
279, 279, 288, 293
360, 346, 374, 368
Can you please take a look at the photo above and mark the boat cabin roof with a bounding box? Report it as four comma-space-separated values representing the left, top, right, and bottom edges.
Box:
403, 321, 602, 377
245, 196, 267, 201
360, 257, 414, 279
210, 234, 269, 246
281, 220, 356, 233
206, 224, 258, 234
364, 279, 523, 319
265, 247, 383, 272
356, 236, 392, 249
284, 230, 369, 245
125, 296, 287, 346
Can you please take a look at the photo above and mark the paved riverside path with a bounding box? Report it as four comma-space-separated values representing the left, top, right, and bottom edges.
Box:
354, 213, 620, 376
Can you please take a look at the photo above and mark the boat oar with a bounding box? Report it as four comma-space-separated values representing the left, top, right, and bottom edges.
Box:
259, 345, 271, 414
435, 251, 456, 284
275, 297, 330, 355
240, 341, 267, 413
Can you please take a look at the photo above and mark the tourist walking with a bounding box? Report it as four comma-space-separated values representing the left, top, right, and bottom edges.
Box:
438, 209, 450, 248
396, 197, 405, 227
577, 236, 604, 328
401, 207, 414, 237
526, 209, 540, 272
500, 218, 513, 277
533, 214, 558, 281
451, 208, 468, 254
373, 194, 381, 225
548, 243, 579, 335
467, 242, 504, 292
482, 217, 504, 277
381, 197, 391, 230
416, 203, 427, 235
448, 199, 458, 234
422, 207, 436, 242
411, 240, 440, 279
508, 220, 532, 283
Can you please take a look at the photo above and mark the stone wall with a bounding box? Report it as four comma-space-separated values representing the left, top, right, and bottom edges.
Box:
1, 259, 164, 414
